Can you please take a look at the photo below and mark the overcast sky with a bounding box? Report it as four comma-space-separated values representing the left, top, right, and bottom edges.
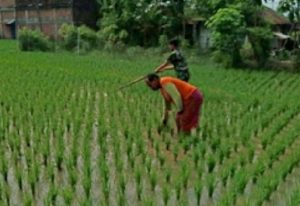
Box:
263, 0, 280, 10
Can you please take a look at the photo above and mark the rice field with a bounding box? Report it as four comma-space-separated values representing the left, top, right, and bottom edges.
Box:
1, 40, 300, 206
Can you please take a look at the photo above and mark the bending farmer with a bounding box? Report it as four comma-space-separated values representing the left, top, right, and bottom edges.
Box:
154, 38, 190, 82
145, 74, 203, 134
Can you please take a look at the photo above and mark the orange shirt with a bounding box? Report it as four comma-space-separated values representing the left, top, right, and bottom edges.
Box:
160, 77, 197, 103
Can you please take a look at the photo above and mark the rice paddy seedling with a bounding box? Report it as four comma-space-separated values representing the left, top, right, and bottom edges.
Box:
62, 187, 74, 205
194, 181, 202, 206
207, 154, 216, 173
175, 179, 182, 200
150, 170, 157, 192
207, 174, 216, 198
24, 192, 32, 206
102, 181, 110, 204
48, 184, 58, 206
162, 185, 170, 206
118, 191, 126, 206
119, 174, 126, 195
165, 167, 172, 183
173, 144, 179, 162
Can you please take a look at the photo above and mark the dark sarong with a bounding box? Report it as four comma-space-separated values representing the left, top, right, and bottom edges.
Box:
176, 89, 203, 132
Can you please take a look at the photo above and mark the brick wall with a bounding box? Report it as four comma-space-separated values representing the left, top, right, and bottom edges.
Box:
16, 8, 73, 38
1, 1, 98, 39
0, 0, 16, 38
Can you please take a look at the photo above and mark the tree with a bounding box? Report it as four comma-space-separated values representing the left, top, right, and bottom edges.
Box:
206, 7, 246, 67
97, 0, 187, 47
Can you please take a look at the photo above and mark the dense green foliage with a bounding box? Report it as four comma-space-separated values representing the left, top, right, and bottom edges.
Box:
59, 24, 98, 52
97, 0, 185, 46
1, 40, 300, 205
18, 28, 51, 52
206, 7, 246, 67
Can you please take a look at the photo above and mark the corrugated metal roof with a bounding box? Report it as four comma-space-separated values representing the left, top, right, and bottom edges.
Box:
261, 7, 291, 25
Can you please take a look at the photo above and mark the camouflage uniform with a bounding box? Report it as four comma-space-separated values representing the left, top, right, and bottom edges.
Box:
167, 50, 190, 82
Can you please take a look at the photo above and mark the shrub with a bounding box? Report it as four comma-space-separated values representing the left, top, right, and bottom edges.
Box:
293, 49, 300, 72
247, 27, 273, 67
18, 28, 50, 52
59, 24, 97, 52
206, 7, 246, 67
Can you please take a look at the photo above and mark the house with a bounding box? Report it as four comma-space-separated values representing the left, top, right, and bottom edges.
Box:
260, 7, 297, 50
183, 7, 293, 51
0, 0, 16, 39
183, 16, 211, 51
1, 0, 98, 39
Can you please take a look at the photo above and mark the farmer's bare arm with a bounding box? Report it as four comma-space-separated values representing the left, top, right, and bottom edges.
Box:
154, 61, 172, 73
163, 83, 183, 113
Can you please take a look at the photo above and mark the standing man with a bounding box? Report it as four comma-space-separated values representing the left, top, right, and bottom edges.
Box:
145, 74, 203, 134
154, 38, 190, 82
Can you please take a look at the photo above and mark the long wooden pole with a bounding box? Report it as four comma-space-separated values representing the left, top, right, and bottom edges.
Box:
118, 71, 160, 91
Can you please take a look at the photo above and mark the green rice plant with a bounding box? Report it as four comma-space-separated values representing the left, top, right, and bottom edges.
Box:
4, 183, 10, 206
83, 169, 92, 198
154, 140, 160, 156
210, 138, 221, 153
198, 143, 206, 158
217, 149, 225, 165
15, 164, 23, 190
221, 166, 230, 187
234, 170, 249, 195
135, 167, 142, 186
165, 167, 172, 183
162, 185, 170, 206
118, 191, 126, 206
137, 138, 144, 156
129, 152, 136, 169
173, 144, 179, 162
247, 145, 255, 163
1, 156, 8, 183
150, 170, 157, 192
69, 167, 78, 191
239, 155, 246, 167
28, 167, 37, 196
41, 136, 50, 166
182, 139, 190, 154
119, 174, 126, 195
175, 179, 182, 200
165, 137, 171, 151
180, 163, 190, 190
24, 192, 32, 206
194, 181, 202, 206
207, 154, 216, 173
81, 197, 92, 206
47, 163, 55, 184
62, 186, 74, 205
145, 156, 152, 174
158, 152, 166, 168
116, 156, 124, 174
55, 142, 64, 171
143, 197, 154, 206
126, 143, 133, 159
207, 174, 216, 198
48, 184, 58, 206
100, 161, 109, 185
102, 181, 110, 204
287, 186, 300, 206
192, 150, 200, 167
137, 181, 143, 201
